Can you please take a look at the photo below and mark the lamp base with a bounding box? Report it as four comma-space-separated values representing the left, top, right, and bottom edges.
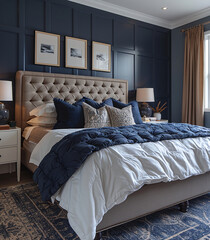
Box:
0, 103, 9, 125
140, 102, 152, 117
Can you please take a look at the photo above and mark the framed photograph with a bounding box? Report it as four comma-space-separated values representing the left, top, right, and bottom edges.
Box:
35, 31, 60, 66
92, 41, 111, 72
65, 36, 87, 69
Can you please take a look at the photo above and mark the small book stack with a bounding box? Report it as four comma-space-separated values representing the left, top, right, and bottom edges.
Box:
0, 124, 10, 130
142, 117, 157, 122
149, 117, 157, 121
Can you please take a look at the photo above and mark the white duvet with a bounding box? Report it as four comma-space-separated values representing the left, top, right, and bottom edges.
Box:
30, 129, 210, 240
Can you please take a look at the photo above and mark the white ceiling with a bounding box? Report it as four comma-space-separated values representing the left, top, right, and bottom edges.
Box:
69, 0, 210, 29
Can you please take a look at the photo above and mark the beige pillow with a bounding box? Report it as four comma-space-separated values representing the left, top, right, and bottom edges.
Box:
83, 102, 111, 128
106, 105, 135, 127
29, 103, 57, 117
27, 116, 57, 127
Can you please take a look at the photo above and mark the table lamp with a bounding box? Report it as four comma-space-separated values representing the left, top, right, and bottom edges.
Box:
136, 88, 154, 117
0, 80, 13, 125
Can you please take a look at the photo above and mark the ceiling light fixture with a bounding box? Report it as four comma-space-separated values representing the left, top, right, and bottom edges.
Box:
161, 7, 168, 10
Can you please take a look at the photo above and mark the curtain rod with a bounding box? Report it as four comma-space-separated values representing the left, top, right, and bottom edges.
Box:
181, 20, 210, 32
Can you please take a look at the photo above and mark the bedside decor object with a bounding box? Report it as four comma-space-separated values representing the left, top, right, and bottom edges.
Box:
142, 116, 157, 122
154, 112, 161, 121
9, 120, 16, 127
143, 119, 168, 124
151, 101, 167, 121
35, 31, 60, 66
142, 116, 151, 122
0, 80, 13, 125
136, 88, 154, 117
0, 124, 10, 130
92, 41, 111, 72
65, 36, 87, 69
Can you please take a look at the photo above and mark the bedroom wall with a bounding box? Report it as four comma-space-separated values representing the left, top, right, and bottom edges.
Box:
171, 16, 210, 126
0, 0, 171, 122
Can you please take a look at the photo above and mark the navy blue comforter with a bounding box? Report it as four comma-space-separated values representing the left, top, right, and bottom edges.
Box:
34, 123, 210, 201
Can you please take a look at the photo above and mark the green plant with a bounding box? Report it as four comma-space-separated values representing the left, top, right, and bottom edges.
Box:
151, 101, 167, 113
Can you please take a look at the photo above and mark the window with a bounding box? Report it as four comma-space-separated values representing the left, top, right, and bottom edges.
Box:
204, 30, 210, 110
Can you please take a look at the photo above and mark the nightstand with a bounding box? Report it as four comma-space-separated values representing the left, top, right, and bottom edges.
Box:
0, 127, 21, 181
143, 120, 168, 124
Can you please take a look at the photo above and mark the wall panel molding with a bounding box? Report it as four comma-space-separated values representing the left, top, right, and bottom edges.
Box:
0, 0, 171, 120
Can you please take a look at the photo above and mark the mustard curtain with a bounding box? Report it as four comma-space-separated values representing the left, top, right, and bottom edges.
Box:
182, 25, 204, 126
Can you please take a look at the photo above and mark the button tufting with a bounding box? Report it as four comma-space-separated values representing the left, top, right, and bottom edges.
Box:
24, 74, 128, 121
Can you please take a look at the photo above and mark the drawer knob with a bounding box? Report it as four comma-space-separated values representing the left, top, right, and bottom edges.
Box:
0, 138, 1, 141
0, 155, 1, 157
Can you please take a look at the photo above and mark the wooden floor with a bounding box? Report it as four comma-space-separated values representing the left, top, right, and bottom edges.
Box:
0, 166, 33, 188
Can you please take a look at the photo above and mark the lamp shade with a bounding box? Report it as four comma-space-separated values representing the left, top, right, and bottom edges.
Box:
136, 88, 154, 102
0, 81, 13, 101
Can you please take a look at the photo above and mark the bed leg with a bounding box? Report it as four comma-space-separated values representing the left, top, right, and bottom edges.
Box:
95, 232, 102, 240
179, 201, 189, 213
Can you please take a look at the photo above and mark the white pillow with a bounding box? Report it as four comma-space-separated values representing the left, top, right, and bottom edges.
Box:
27, 116, 56, 127
29, 103, 56, 117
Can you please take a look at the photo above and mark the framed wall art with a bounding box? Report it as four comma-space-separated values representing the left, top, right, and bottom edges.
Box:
35, 31, 60, 66
92, 41, 111, 72
65, 36, 87, 69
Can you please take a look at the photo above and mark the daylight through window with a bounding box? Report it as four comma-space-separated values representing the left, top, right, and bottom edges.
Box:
204, 30, 210, 110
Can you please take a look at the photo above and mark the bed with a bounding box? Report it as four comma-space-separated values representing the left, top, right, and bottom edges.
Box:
15, 70, 210, 240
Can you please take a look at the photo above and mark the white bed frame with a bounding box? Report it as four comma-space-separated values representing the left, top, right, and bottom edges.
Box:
15, 71, 210, 239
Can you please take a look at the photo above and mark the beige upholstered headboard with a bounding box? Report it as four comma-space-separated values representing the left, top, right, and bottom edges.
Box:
15, 71, 128, 130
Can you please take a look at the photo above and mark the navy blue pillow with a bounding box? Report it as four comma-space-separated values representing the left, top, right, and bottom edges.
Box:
53, 98, 85, 129
84, 97, 113, 109
112, 98, 143, 124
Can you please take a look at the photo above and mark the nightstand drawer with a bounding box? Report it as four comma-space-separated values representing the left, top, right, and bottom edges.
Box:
0, 147, 17, 164
0, 131, 17, 147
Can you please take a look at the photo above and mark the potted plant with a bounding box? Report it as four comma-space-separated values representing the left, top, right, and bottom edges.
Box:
151, 101, 167, 120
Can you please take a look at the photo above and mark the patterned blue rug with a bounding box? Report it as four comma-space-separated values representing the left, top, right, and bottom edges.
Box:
0, 183, 209, 240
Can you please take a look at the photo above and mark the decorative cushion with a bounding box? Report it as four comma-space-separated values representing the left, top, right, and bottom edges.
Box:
106, 105, 135, 127
83, 102, 111, 128
29, 103, 56, 118
53, 98, 85, 129
112, 99, 142, 124
53, 97, 114, 129
84, 97, 113, 109
27, 116, 56, 127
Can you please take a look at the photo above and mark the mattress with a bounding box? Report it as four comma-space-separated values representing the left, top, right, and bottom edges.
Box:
22, 126, 51, 172
23, 139, 37, 154
22, 126, 51, 144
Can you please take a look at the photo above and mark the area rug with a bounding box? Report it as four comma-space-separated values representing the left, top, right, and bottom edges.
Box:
0, 183, 209, 240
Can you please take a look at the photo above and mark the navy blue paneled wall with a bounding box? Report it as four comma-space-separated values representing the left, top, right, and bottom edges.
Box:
0, 0, 171, 121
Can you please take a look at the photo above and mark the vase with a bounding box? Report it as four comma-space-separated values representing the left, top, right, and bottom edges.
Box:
154, 112, 161, 121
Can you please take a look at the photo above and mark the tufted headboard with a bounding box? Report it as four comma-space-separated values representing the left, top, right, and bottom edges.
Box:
15, 71, 128, 130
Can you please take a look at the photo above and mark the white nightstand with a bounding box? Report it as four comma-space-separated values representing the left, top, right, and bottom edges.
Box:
143, 120, 168, 124
0, 127, 21, 181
